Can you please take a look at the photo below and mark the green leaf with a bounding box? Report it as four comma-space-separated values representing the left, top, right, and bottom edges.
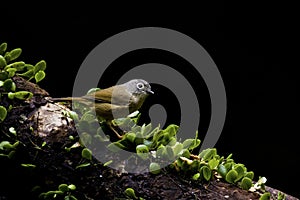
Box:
8, 48, 22, 61
66, 195, 78, 200
34, 60, 46, 73
240, 177, 253, 190
0, 71, 8, 80
25, 63, 34, 70
244, 171, 254, 180
182, 139, 194, 149
208, 158, 219, 170
163, 124, 178, 137
8, 92, 15, 99
75, 163, 90, 169
141, 123, 152, 136
18, 69, 34, 78
199, 148, 217, 161
224, 162, 233, 171
3, 78, 13, 91
8, 150, 16, 159
103, 160, 113, 166
190, 160, 200, 171
4, 52, 11, 63
125, 132, 136, 143
0, 55, 7, 68
225, 169, 238, 184
233, 164, 246, 181
6, 68, 17, 77
0, 141, 10, 150
21, 163, 36, 168
259, 192, 271, 200
79, 132, 92, 146
201, 166, 212, 181
165, 145, 175, 160
68, 184, 76, 191
136, 144, 149, 160
0, 106, 7, 122
124, 188, 138, 199
9, 127, 17, 136
218, 164, 227, 178
0, 42, 7, 55
277, 192, 286, 200
5, 61, 25, 70
173, 143, 183, 156
192, 173, 201, 181
81, 148, 92, 160
35, 70, 46, 83
14, 91, 33, 100
58, 184, 69, 192
149, 162, 161, 174
107, 142, 126, 152
181, 149, 191, 158
12, 141, 19, 148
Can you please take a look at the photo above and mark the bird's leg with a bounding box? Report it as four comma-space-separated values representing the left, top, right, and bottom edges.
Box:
106, 120, 124, 139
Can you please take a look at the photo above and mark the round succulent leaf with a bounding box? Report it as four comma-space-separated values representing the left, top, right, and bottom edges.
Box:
218, 164, 228, 178
192, 173, 201, 181
35, 70, 46, 83
199, 148, 217, 161
225, 169, 238, 184
107, 142, 126, 152
165, 145, 174, 160
68, 184, 76, 191
240, 177, 253, 190
8, 48, 22, 61
136, 144, 149, 160
81, 148, 92, 160
0, 55, 7, 68
6, 68, 17, 77
149, 162, 161, 174
124, 188, 138, 199
34, 60, 46, 73
0, 106, 7, 122
125, 132, 136, 143
173, 143, 183, 155
259, 192, 271, 200
182, 139, 193, 149
18, 69, 34, 78
0, 43, 7, 55
163, 124, 178, 137
181, 149, 191, 158
3, 78, 13, 91
233, 164, 246, 181
58, 184, 69, 192
208, 158, 219, 170
14, 91, 33, 100
245, 171, 254, 180
200, 165, 212, 181
141, 123, 152, 136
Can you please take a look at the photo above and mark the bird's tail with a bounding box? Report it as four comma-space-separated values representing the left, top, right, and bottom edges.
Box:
51, 97, 89, 103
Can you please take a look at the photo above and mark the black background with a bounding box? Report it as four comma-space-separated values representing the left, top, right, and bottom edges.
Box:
1, 2, 299, 198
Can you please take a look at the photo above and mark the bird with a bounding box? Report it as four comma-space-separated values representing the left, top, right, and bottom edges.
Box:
52, 79, 154, 138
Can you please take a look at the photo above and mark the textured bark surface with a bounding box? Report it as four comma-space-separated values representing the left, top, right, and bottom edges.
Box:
0, 77, 298, 199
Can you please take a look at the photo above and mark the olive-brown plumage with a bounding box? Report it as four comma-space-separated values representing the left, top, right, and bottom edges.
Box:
52, 79, 153, 138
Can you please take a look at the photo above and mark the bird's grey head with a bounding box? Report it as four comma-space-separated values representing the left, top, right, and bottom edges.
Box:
123, 79, 154, 95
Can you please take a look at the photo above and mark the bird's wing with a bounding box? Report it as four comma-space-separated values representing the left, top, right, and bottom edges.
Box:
83, 85, 132, 106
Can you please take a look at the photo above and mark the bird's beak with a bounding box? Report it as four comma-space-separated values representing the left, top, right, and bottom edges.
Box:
147, 89, 154, 94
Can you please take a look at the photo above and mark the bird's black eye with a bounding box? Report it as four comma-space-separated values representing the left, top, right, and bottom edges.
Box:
137, 82, 145, 90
